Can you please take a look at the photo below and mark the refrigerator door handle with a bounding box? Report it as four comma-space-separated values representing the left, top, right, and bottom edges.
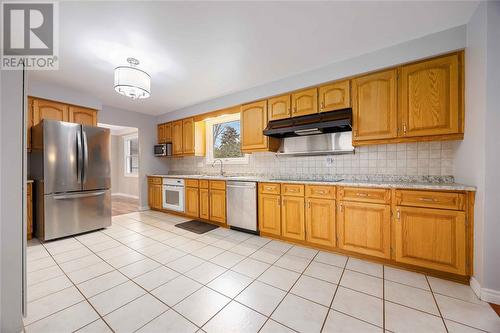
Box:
53, 191, 106, 200
82, 130, 89, 184
76, 130, 83, 184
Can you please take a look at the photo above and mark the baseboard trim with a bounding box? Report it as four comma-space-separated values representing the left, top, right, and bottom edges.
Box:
469, 276, 500, 305
138, 206, 150, 211
470, 276, 481, 298
112, 192, 139, 200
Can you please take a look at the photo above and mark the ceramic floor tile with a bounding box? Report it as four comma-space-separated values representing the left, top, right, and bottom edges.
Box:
136, 243, 171, 256
385, 280, 439, 315
286, 245, 318, 260
67, 261, 114, 284
27, 256, 57, 273
304, 261, 344, 284
136, 309, 198, 333
52, 247, 93, 264
203, 301, 267, 333
174, 287, 230, 327
210, 251, 245, 268
27, 275, 73, 302
259, 319, 295, 333
314, 251, 348, 268
25, 301, 98, 333
250, 248, 283, 264
383, 266, 430, 290
323, 310, 383, 333
167, 254, 205, 273
258, 266, 300, 291
104, 251, 147, 268
345, 258, 383, 278
271, 294, 328, 333
229, 242, 261, 256
97, 245, 135, 260
77, 270, 128, 298
445, 320, 487, 333
118, 258, 160, 278
59, 254, 103, 273
231, 257, 271, 279
435, 294, 500, 332
290, 275, 336, 306
191, 245, 225, 260
331, 287, 383, 328
88, 281, 146, 315
150, 247, 186, 264
385, 301, 447, 333
103, 294, 168, 333
235, 280, 286, 316
76, 319, 113, 333
133, 266, 180, 291
151, 275, 202, 306
27, 265, 64, 286
339, 269, 383, 298
86, 239, 121, 253
242, 235, 271, 247
428, 277, 481, 304
207, 270, 253, 298
24, 286, 84, 325
185, 261, 227, 284
263, 240, 293, 253
178, 240, 208, 253
274, 254, 311, 273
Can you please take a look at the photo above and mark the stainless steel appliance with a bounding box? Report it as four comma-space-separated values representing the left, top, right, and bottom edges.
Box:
276, 132, 354, 156
31, 119, 111, 241
227, 181, 257, 233
154, 143, 172, 157
163, 178, 184, 212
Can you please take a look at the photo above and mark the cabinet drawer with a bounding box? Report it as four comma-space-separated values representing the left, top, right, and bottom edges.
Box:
282, 184, 305, 197
305, 185, 335, 199
148, 177, 162, 185
199, 180, 209, 189
338, 187, 390, 204
209, 180, 226, 191
259, 183, 281, 195
185, 179, 199, 188
396, 190, 465, 211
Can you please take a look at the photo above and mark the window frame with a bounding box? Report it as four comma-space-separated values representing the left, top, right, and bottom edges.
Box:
205, 113, 249, 165
123, 133, 139, 178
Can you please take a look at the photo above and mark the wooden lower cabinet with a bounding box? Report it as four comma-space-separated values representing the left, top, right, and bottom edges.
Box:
306, 198, 335, 247
209, 189, 226, 223
394, 206, 466, 275
148, 177, 163, 210
185, 187, 199, 218
258, 194, 281, 236
199, 188, 210, 220
337, 201, 391, 258
282, 196, 305, 241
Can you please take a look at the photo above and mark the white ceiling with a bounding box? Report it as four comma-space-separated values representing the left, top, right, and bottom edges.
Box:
29, 1, 478, 116
98, 123, 138, 136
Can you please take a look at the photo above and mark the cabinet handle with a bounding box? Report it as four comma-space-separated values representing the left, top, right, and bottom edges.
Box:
307, 201, 311, 208
419, 197, 436, 202
339, 203, 343, 212
403, 123, 407, 135
317, 190, 325, 194
288, 189, 297, 192
356, 192, 369, 197
265, 186, 273, 191
320, 101, 324, 111
396, 209, 400, 220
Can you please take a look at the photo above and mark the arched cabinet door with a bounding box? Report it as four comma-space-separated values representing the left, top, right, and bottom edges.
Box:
291, 88, 318, 117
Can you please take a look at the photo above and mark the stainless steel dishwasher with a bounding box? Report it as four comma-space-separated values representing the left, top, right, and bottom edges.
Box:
226, 181, 258, 233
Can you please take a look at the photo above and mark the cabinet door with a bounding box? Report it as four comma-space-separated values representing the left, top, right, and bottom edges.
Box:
148, 183, 160, 209
182, 118, 194, 154
282, 196, 305, 241
157, 124, 165, 143
306, 198, 335, 247
172, 120, 183, 155
399, 53, 460, 137
338, 201, 390, 258
69, 106, 97, 126
200, 188, 210, 220
32, 98, 69, 125
395, 206, 466, 275
258, 194, 281, 236
268, 94, 291, 121
185, 187, 199, 218
241, 100, 269, 152
164, 123, 172, 143
319, 80, 351, 112
291, 88, 318, 117
210, 189, 226, 223
352, 69, 397, 142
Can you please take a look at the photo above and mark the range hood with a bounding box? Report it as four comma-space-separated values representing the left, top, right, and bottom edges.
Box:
276, 131, 354, 156
263, 108, 352, 138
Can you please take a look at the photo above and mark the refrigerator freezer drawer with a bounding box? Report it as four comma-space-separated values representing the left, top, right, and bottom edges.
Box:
39, 190, 111, 241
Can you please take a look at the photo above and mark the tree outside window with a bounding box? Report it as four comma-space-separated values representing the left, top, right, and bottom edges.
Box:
206, 114, 248, 164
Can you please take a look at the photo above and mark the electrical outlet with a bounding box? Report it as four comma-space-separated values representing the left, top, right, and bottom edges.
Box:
325, 156, 334, 166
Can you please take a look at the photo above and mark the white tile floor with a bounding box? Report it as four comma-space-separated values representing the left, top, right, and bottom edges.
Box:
25, 211, 500, 333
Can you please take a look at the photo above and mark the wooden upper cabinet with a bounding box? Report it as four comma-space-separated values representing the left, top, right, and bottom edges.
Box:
69, 106, 97, 126
258, 193, 282, 236
337, 201, 391, 258
172, 120, 183, 155
319, 80, 351, 112
164, 123, 172, 143
291, 88, 318, 117
182, 118, 195, 155
306, 198, 336, 247
394, 206, 466, 275
399, 53, 461, 137
32, 98, 69, 125
281, 196, 305, 241
268, 94, 291, 121
241, 100, 276, 152
352, 69, 397, 142
157, 124, 165, 143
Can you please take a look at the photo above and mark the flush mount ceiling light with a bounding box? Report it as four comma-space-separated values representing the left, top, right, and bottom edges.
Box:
114, 57, 151, 100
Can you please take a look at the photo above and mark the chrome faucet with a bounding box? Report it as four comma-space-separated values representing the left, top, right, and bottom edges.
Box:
212, 159, 224, 176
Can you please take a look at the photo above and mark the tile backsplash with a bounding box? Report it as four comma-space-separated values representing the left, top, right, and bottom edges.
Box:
164, 141, 458, 180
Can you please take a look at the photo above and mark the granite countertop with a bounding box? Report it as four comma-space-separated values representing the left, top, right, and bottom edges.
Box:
148, 174, 476, 191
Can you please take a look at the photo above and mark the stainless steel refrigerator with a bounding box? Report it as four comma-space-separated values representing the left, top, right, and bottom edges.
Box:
31, 119, 111, 241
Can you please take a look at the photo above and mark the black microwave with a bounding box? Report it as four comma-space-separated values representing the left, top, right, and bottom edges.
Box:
154, 143, 172, 157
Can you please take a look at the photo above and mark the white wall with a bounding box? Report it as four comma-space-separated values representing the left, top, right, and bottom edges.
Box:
111, 134, 139, 198
0, 70, 24, 332
157, 25, 466, 123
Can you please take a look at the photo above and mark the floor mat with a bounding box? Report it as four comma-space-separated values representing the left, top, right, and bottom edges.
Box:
175, 220, 219, 234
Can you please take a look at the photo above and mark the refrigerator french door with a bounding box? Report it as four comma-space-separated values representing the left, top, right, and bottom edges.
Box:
31, 119, 111, 241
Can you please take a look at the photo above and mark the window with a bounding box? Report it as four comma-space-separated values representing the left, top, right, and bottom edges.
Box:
124, 133, 139, 177
206, 113, 248, 164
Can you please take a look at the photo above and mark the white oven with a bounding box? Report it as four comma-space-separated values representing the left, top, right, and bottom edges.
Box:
162, 178, 185, 212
